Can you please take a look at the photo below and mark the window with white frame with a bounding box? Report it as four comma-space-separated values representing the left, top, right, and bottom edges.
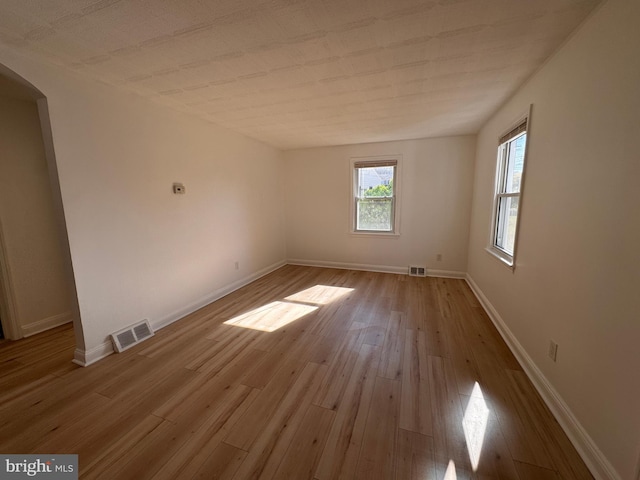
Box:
490, 118, 528, 265
352, 157, 398, 234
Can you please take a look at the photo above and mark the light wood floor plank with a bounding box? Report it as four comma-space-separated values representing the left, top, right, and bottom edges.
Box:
227, 362, 328, 480
91, 418, 177, 480
224, 338, 326, 452
514, 460, 562, 480
314, 342, 380, 480
153, 348, 263, 423
399, 328, 432, 436
312, 324, 366, 410
459, 392, 520, 479
190, 442, 248, 480
71, 368, 200, 475
242, 327, 310, 389
506, 369, 594, 479
3, 392, 111, 453
428, 354, 473, 470
354, 376, 401, 480
272, 404, 335, 480
151, 384, 259, 480
80, 414, 166, 479
394, 428, 437, 480
378, 311, 407, 380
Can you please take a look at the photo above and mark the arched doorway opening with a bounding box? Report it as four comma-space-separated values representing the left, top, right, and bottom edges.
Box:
0, 64, 83, 355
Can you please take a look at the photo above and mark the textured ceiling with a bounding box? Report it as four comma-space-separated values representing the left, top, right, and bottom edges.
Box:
0, 0, 601, 149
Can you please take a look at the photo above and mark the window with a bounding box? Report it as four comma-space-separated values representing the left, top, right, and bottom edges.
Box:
352, 157, 399, 234
490, 118, 528, 266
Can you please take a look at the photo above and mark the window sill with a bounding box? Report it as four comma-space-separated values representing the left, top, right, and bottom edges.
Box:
485, 247, 515, 271
350, 231, 400, 238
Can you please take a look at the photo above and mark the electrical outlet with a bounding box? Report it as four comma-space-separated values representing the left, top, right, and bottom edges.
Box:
234, 261, 239, 270
548, 340, 558, 362
172, 182, 186, 194
436, 253, 442, 261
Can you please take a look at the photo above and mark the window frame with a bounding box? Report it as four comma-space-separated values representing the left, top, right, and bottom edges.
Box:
487, 110, 531, 268
350, 155, 401, 236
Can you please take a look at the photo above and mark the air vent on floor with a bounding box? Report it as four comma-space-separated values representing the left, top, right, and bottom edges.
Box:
408, 265, 427, 277
111, 319, 154, 353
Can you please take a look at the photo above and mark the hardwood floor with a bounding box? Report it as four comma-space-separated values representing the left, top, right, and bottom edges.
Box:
0, 265, 593, 479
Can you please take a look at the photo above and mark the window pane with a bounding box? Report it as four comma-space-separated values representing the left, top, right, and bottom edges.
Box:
495, 196, 519, 255
357, 198, 392, 231
504, 134, 526, 193
357, 166, 394, 198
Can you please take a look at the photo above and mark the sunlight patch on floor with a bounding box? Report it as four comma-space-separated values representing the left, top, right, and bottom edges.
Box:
462, 382, 490, 471
225, 285, 352, 332
224, 301, 317, 332
284, 285, 354, 305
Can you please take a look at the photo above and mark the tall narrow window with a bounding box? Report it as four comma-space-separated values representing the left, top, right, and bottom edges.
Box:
352, 158, 398, 233
490, 119, 528, 265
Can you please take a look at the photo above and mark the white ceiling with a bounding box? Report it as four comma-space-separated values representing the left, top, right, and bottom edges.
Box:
0, 0, 601, 149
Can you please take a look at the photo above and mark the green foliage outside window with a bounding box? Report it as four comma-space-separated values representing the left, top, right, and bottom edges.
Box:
358, 180, 394, 230
363, 179, 393, 198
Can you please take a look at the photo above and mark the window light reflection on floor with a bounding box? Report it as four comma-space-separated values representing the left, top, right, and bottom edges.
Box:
224, 285, 354, 332
443, 459, 457, 479
462, 382, 490, 471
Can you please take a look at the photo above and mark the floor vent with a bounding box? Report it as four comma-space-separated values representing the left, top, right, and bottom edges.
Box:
408, 265, 427, 277
111, 320, 154, 353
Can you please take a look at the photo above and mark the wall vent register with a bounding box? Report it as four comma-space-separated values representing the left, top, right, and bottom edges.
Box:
408, 266, 427, 277
111, 319, 154, 352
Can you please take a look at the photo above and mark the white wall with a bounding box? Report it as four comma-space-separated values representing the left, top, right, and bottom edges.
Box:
466, 0, 640, 478
0, 95, 72, 336
0, 49, 286, 364
285, 136, 476, 275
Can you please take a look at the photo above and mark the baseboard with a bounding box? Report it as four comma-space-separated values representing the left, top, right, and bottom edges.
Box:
287, 258, 466, 279
72, 341, 113, 367
22, 312, 72, 337
464, 274, 621, 480
424, 268, 466, 279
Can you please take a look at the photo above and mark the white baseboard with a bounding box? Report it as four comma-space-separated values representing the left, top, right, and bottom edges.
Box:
464, 274, 621, 480
425, 268, 466, 279
287, 258, 466, 279
72, 341, 113, 367
22, 312, 72, 337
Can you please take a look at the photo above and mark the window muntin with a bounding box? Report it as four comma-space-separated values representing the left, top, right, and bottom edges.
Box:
353, 159, 398, 233
491, 120, 527, 263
